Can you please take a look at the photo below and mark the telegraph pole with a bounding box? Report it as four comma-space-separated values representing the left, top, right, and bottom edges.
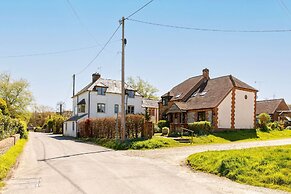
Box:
73, 74, 76, 96
120, 17, 126, 141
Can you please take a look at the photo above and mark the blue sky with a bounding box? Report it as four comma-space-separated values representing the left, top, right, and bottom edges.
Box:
1, 0, 291, 110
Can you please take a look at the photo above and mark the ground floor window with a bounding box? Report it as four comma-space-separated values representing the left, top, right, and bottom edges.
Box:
198, 111, 206, 121
127, 105, 134, 114
97, 103, 106, 113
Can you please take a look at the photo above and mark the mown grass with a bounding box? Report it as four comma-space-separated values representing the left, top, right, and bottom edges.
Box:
187, 145, 291, 192
82, 129, 291, 150
0, 139, 27, 188
80, 136, 180, 150
181, 129, 291, 145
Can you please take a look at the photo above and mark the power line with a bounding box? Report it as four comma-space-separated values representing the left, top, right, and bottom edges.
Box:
127, 18, 291, 33
66, 0, 100, 45
126, 0, 154, 19
0, 45, 99, 58
277, 0, 291, 18
76, 24, 121, 75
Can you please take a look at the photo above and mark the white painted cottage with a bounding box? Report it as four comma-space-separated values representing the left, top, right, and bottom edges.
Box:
159, 69, 258, 131
63, 73, 143, 137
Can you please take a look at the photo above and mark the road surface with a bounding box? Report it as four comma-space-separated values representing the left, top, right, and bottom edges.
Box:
2, 132, 291, 194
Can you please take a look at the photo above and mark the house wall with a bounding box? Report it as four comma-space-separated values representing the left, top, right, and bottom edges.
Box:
234, 89, 255, 129
88, 92, 143, 118
63, 121, 76, 137
217, 91, 232, 129
73, 91, 143, 118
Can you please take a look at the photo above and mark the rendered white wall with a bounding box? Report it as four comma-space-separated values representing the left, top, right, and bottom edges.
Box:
63, 121, 76, 137
234, 89, 255, 129
217, 91, 232, 128
73, 92, 144, 118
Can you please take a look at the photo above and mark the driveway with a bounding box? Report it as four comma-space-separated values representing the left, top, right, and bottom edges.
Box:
2, 132, 291, 194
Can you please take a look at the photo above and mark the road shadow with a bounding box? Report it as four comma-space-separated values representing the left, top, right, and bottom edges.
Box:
212, 129, 258, 141
37, 149, 112, 162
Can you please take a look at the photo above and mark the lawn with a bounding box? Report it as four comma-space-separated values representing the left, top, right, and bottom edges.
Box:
0, 139, 27, 188
81, 129, 291, 150
187, 145, 291, 192
80, 136, 180, 150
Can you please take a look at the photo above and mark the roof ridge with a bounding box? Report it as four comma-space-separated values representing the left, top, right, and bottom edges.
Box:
257, 98, 284, 102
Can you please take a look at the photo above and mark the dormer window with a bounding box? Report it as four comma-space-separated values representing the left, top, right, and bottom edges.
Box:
96, 87, 106, 95
126, 90, 135, 98
162, 97, 168, 106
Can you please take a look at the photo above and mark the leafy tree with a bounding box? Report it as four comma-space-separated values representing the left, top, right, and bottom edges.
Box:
28, 104, 55, 128
0, 98, 9, 116
44, 114, 66, 134
0, 73, 33, 121
127, 76, 159, 100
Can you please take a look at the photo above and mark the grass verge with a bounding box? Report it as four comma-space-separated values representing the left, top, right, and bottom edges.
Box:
187, 145, 291, 192
0, 139, 27, 188
80, 136, 180, 150
80, 129, 291, 150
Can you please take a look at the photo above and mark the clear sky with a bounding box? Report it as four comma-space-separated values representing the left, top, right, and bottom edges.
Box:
1, 0, 291, 110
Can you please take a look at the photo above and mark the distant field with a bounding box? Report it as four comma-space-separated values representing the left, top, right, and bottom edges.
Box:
187, 145, 291, 192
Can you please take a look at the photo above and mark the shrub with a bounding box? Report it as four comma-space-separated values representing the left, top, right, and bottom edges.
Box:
258, 113, 271, 132
188, 121, 212, 135
162, 127, 169, 136
268, 121, 285, 131
0, 114, 25, 140
157, 120, 169, 130
18, 120, 28, 139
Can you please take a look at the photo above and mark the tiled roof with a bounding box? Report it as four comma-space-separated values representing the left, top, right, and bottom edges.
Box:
142, 99, 159, 108
165, 75, 257, 112
256, 99, 287, 115
162, 75, 204, 100
185, 76, 234, 110
74, 78, 139, 97
66, 114, 87, 122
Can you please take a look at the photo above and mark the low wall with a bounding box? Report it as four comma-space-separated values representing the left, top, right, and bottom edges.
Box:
0, 134, 20, 155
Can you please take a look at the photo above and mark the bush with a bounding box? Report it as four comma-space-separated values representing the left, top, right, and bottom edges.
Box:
188, 121, 212, 135
157, 120, 169, 130
162, 127, 169, 136
258, 113, 271, 132
0, 114, 26, 140
19, 120, 28, 139
268, 121, 285, 131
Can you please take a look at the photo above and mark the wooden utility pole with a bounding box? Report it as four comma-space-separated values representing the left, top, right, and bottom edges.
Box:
120, 17, 126, 141
73, 74, 76, 96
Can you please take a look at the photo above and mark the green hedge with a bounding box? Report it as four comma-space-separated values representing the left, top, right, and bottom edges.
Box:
188, 121, 212, 135
0, 139, 27, 187
0, 115, 28, 141
157, 120, 169, 129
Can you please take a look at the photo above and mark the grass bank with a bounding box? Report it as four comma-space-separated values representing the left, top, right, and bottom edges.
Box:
0, 139, 27, 188
181, 129, 291, 144
187, 145, 291, 192
81, 129, 291, 150
80, 136, 180, 150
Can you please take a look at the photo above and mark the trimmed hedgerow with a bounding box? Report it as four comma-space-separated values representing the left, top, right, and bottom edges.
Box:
78, 114, 144, 139
188, 121, 212, 135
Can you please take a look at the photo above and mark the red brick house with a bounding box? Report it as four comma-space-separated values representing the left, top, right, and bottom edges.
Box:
159, 69, 258, 131
256, 99, 291, 122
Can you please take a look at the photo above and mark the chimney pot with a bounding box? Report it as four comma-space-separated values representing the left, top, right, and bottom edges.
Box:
92, 73, 101, 83
202, 68, 210, 80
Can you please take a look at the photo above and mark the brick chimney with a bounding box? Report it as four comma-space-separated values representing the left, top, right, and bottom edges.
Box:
92, 73, 101, 83
202, 68, 210, 80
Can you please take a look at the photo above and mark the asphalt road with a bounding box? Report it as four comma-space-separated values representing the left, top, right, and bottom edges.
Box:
2, 132, 291, 194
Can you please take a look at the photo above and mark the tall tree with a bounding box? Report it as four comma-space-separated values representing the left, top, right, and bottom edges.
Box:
127, 76, 159, 100
0, 73, 33, 121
